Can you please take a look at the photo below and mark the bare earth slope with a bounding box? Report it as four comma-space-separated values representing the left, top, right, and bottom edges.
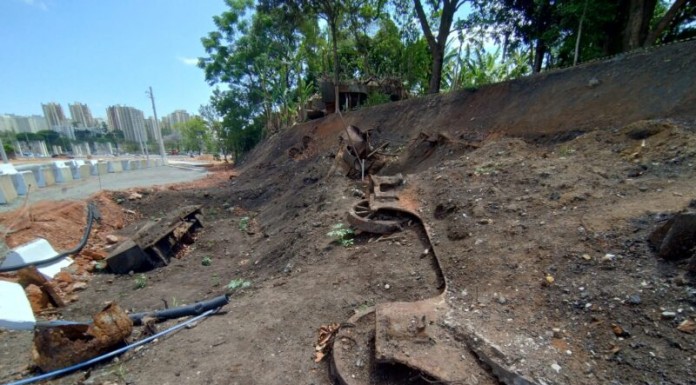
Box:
1, 40, 695, 385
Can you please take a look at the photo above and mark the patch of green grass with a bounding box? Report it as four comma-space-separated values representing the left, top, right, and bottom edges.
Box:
558, 146, 576, 157
202, 256, 212, 266
227, 278, 251, 293
134, 274, 147, 290
327, 223, 355, 247
239, 216, 250, 232
474, 163, 500, 176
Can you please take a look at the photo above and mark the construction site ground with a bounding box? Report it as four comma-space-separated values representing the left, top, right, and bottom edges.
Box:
1, 41, 695, 385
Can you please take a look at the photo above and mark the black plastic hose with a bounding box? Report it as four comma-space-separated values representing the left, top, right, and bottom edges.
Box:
128, 294, 229, 325
0, 202, 98, 273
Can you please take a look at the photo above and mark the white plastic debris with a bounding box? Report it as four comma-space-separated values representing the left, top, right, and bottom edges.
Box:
0, 280, 36, 330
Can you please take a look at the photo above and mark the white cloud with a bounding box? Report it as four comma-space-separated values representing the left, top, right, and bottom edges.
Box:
20, 0, 48, 11
178, 57, 199, 66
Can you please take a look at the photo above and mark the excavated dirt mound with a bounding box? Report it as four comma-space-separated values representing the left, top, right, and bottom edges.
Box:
1, 41, 695, 385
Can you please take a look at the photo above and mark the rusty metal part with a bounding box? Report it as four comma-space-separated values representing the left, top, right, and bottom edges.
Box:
106, 205, 202, 274
32, 302, 133, 372
330, 307, 376, 385
347, 200, 402, 234
375, 297, 497, 384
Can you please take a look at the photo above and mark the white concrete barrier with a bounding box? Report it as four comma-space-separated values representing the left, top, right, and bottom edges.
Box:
42, 168, 55, 186
0, 163, 18, 175
107, 160, 123, 173
129, 160, 140, 170
1, 238, 72, 279
77, 164, 90, 179
154, 159, 162, 167
0, 281, 36, 331
52, 161, 73, 184
90, 161, 108, 176
0, 174, 18, 204
12, 171, 38, 195
139, 159, 147, 169
121, 160, 131, 171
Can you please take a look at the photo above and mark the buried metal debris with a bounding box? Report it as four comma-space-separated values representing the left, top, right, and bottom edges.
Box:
106, 205, 203, 273
32, 302, 133, 372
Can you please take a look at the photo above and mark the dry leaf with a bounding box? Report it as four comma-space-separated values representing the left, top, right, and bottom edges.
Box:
611, 323, 630, 337
313, 323, 342, 362
677, 319, 696, 334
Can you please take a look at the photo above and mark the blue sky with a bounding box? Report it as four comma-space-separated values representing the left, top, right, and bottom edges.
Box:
0, 0, 228, 119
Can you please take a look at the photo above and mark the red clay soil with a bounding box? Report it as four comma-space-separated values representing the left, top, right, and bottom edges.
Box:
1, 40, 695, 385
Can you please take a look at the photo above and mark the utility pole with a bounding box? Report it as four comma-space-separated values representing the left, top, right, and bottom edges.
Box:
146, 86, 167, 165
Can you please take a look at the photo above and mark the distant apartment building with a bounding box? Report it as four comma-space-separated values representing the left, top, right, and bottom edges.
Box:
106, 105, 148, 143
69, 102, 96, 128
41, 102, 68, 128
0, 114, 48, 133
166, 109, 191, 129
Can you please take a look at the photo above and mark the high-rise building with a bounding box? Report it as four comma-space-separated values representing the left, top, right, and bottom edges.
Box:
41, 102, 67, 128
166, 109, 191, 129
0, 114, 48, 133
106, 105, 148, 143
69, 102, 96, 128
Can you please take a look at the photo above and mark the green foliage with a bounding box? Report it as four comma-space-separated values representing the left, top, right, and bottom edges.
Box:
134, 274, 147, 289
327, 223, 355, 247
227, 278, 252, 293
202, 256, 212, 266
363, 91, 391, 107
178, 117, 212, 154
239, 216, 250, 232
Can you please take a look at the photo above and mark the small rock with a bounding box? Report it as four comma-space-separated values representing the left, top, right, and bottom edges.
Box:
627, 294, 642, 305
552, 328, 563, 338
588, 77, 600, 88
105, 235, 119, 244
601, 254, 616, 262
384, 284, 391, 290
477, 218, 493, 225
72, 282, 88, 291
551, 363, 561, 373
128, 192, 143, 200
497, 296, 507, 305
581, 254, 592, 261
661, 311, 677, 320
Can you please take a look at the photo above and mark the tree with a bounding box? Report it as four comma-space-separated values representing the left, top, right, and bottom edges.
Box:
178, 117, 211, 154
411, 0, 467, 93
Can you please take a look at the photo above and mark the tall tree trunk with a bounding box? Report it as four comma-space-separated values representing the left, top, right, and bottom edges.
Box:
330, 19, 340, 112
533, 40, 546, 73
624, 0, 658, 50
574, 0, 589, 66
428, 50, 444, 94
414, 0, 460, 94
644, 0, 689, 46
